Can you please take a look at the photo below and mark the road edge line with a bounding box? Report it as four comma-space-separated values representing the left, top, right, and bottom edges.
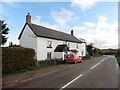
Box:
90, 62, 100, 69
59, 74, 83, 90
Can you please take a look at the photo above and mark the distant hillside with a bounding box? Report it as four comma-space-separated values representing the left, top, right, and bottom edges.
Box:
101, 48, 119, 55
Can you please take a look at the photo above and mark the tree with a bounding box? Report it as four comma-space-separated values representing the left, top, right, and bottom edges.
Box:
9, 42, 13, 47
0, 20, 9, 45
86, 43, 94, 56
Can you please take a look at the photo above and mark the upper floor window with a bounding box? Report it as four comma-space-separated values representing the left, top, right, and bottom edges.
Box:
47, 41, 52, 48
76, 44, 79, 49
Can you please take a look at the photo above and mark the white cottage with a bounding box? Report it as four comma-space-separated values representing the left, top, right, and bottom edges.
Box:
18, 13, 86, 61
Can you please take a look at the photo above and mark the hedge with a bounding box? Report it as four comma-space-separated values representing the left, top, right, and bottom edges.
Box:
115, 51, 120, 66
37, 58, 64, 68
2, 47, 36, 74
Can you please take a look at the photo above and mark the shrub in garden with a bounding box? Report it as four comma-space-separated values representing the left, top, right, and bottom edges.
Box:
116, 49, 120, 66
2, 47, 36, 74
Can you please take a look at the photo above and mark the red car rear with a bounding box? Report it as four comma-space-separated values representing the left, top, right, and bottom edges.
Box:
65, 54, 82, 64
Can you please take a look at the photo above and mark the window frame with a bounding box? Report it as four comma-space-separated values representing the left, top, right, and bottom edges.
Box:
47, 52, 52, 59
68, 43, 70, 48
76, 44, 79, 49
47, 40, 52, 48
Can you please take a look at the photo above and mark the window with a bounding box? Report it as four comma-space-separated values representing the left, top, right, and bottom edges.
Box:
82, 51, 84, 56
47, 52, 52, 59
68, 43, 70, 48
47, 41, 52, 48
76, 44, 79, 49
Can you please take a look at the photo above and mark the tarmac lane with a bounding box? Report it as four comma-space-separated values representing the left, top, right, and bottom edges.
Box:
2, 56, 119, 89
65, 56, 118, 88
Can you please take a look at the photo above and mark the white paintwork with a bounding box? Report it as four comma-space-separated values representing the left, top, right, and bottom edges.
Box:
79, 43, 86, 56
19, 25, 37, 58
19, 24, 86, 61
66, 41, 86, 57
53, 52, 64, 60
36, 37, 64, 61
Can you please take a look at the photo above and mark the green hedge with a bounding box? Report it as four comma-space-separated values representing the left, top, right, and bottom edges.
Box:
116, 55, 120, 66
37, 58, 63, 68
2, 47, 36, 74
117, 57, 120, 66
115, 50, 120, 66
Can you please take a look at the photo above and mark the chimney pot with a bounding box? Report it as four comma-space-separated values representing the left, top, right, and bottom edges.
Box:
71, 30, 74, 36
26, 13, 31, 23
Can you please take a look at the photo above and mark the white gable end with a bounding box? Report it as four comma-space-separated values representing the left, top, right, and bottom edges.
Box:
19, 25, 37, 58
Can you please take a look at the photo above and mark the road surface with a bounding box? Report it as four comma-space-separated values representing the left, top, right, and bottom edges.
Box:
2, 56, 118, 89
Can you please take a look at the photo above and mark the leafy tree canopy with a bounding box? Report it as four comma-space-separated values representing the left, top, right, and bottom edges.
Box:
0, 20, 9, 45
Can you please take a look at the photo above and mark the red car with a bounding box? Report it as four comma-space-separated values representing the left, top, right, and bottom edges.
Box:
65, 54, 82, 64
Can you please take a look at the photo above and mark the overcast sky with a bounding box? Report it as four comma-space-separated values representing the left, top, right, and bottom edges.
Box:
1, 0, 119, 49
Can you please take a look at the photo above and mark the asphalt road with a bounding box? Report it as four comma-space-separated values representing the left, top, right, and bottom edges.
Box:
2, 56, 119, 89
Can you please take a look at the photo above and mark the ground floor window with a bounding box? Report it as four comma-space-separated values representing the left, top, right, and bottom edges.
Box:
47, 52, 52, 59
82, 51, 84, 56
76, 44, 79, 49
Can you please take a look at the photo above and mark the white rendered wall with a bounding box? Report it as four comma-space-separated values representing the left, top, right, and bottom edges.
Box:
37, 38, 64, 61
53, 52, 64, 60
37, 37, 86, 60
19, 25, 37, 58
19, 25, 86, 61
67, 41, 80, 56
79, 43, 86, 56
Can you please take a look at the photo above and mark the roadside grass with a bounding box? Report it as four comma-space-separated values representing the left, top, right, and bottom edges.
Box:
117, 56, 120, 66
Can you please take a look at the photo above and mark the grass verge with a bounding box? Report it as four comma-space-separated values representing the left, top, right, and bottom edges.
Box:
117, 56, 120, 66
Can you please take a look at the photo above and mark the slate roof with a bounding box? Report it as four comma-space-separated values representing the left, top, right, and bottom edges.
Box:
18, 22, 81, 43
54, 44, 69, 52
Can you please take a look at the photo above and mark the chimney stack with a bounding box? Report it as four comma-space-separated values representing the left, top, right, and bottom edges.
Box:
26, 13, 31, 23
71, 30, 74, 36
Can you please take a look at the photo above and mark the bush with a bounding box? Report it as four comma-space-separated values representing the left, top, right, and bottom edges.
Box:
37, 58, 63, 68
2, 47, 36, 74
82, 55, 91, 60
117, 57, 120, 66
115, 50, 120, 66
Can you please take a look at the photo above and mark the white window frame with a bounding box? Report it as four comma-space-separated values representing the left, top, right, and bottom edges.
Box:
47, 52, 52, 59
76, 44, 79, 49
47, 41, 52, 47
68, 43, 70, 48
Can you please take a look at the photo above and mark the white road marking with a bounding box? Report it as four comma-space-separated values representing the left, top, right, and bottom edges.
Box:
102, 59, 105, 62
90, 62, 100, 69
91, 57, 107, 70
59, 74, 83, 90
